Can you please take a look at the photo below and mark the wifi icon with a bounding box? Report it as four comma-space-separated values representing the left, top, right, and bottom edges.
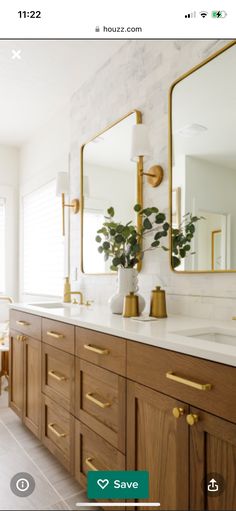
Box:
200, 11, 208, 18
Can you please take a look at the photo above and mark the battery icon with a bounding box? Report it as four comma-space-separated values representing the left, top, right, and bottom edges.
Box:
212, 10, 227, 18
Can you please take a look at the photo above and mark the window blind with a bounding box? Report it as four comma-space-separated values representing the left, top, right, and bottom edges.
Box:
23, 180, 64, 296
0, 198, 6, 293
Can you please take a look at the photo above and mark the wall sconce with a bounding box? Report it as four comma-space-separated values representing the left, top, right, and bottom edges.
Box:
56, 172, 80, 236
131, 124, 164, 187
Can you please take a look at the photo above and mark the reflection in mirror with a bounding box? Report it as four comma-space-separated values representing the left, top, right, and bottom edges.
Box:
81, 111, 141, 274
171, 42, 236, 272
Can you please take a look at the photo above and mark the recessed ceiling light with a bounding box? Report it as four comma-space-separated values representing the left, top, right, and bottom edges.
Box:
176, 123, 208, 137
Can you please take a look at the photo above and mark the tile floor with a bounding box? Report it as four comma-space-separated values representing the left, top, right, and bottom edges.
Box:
0, 383, 98, 510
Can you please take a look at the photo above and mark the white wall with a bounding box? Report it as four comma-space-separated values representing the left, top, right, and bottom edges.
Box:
0, 145, 19, 300
19, 104, 70, 302
69, 39, 236, 320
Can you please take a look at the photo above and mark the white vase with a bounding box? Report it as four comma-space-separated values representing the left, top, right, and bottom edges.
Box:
109, 267, 145, 314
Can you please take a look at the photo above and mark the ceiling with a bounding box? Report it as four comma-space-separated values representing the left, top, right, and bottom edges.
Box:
172, 44, 236, 170
0, 40, 124, 146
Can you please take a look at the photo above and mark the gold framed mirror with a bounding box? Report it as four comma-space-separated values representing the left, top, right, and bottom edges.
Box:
169, 40, 236, 273
80, 110, 143, 274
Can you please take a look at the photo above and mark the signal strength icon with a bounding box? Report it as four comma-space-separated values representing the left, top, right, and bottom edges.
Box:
200, 11, 208, 18
185, 11, 196, 18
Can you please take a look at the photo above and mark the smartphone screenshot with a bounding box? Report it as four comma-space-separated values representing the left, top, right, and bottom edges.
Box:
0, 1, 235, 509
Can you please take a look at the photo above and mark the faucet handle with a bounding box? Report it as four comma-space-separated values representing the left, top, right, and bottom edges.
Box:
84, 300, 94, 307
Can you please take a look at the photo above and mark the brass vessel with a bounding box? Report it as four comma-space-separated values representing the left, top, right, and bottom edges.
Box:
150, 286, 167, 318
123, 292, 139, 318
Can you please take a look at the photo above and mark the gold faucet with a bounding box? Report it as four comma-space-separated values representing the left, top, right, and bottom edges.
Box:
64, 291, 84, 305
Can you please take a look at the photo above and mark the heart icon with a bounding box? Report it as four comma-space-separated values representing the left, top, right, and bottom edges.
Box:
97, 479, 109, 490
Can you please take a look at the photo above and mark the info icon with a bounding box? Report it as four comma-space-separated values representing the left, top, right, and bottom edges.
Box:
10, 472, 35, 497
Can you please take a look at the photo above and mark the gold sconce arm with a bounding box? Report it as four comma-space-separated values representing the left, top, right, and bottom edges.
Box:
140, 165, 164, 188
61, 193, 80, 236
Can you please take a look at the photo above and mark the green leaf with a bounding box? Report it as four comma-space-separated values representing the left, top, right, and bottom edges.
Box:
114, 234, 124, 244
116, 225, 124, 233
95, 235, 102, 243
162, 246, 169, 251
110, 228, 116, 236
134, 204, 142, 212
110, 265, 118, 271
112, 257, 121, 267
104, 253, 109, 261
163, 222, 169, 231
107, 207, 115, 217
172, 256, 181, 268
97, 228, 107, 235
142, 208, 152, 217
151, 240, 160, 247
155, 213, 166, 224
151, 207, 159, 213
132, 243, 141, 254
103, 241, 110, 250
143, 218, 152, 230
98, 246, 103, 253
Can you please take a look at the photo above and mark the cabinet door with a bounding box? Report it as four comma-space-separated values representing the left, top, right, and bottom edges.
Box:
9, 330, 24, 418
127, 381, 189, 510
189, 407, 236, 510
23, 336, 41, 438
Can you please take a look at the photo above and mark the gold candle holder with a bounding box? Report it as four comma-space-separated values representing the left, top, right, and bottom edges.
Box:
150, 286, 167, 318
123, 292, 140, 318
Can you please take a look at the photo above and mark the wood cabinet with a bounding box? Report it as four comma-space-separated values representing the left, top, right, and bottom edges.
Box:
9, 308, 236, 511
9, 329, 41, 438
127, 381, 189, 511
189, 407, 236, 511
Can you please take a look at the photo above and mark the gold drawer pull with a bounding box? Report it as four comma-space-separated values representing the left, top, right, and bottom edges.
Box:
16, 335, 27, 342
166, 371, 212, 391
85, 392, 111, 409
47, 331, 65, 339
16, 320, 30, 326
48, 370, 67, 382
172, 407, 184, 419
48, 423, 66, 438
85, 457, 99, 471
186, 413, 199, 426
84, 344, 109, 355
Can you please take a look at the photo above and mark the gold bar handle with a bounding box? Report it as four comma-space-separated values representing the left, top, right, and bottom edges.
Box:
47, 331, 64, 339
16, 335, 27, 342
85, 392, 111, 409
166, 371, 212, 391
85, 457, 99, 471
48, 423, 66, 438
48, 370, 67, 382
16, 320, 30, 326
84, 344, 109, 355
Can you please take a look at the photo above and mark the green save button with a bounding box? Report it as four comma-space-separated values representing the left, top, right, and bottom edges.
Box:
87, 470, 149, 500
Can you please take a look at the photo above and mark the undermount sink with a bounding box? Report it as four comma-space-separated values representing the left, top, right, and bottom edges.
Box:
174, 327, 236, 347
29, 302, 68, 309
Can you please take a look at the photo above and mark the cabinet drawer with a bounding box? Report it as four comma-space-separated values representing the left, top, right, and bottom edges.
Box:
10, 310, 41, 340
42, 344, 74, 413
75, 359, 125, 453
42, 318, 75, 354
42, 395, 74, 473
75, 420, 125, 490
127, 341, 236, 423
76, 327, 126, 376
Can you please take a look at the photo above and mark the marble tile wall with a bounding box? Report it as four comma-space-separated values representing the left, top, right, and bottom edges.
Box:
69, 39, 236, 320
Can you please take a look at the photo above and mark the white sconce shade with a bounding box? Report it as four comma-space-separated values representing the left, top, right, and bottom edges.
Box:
56, 172, 69, 196
130, 124, 152, 161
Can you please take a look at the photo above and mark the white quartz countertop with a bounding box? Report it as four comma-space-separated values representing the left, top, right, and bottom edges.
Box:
10, 303, 236, 367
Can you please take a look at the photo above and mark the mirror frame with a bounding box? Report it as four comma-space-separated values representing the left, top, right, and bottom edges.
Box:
169, 40, 236, 274
80, 109, 143, 274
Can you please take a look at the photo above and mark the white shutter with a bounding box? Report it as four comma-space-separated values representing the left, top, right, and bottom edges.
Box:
23, 180, 64, 296
0, 198, 6, 293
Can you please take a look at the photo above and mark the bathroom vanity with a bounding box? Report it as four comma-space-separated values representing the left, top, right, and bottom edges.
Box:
9, 304, 236, 510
